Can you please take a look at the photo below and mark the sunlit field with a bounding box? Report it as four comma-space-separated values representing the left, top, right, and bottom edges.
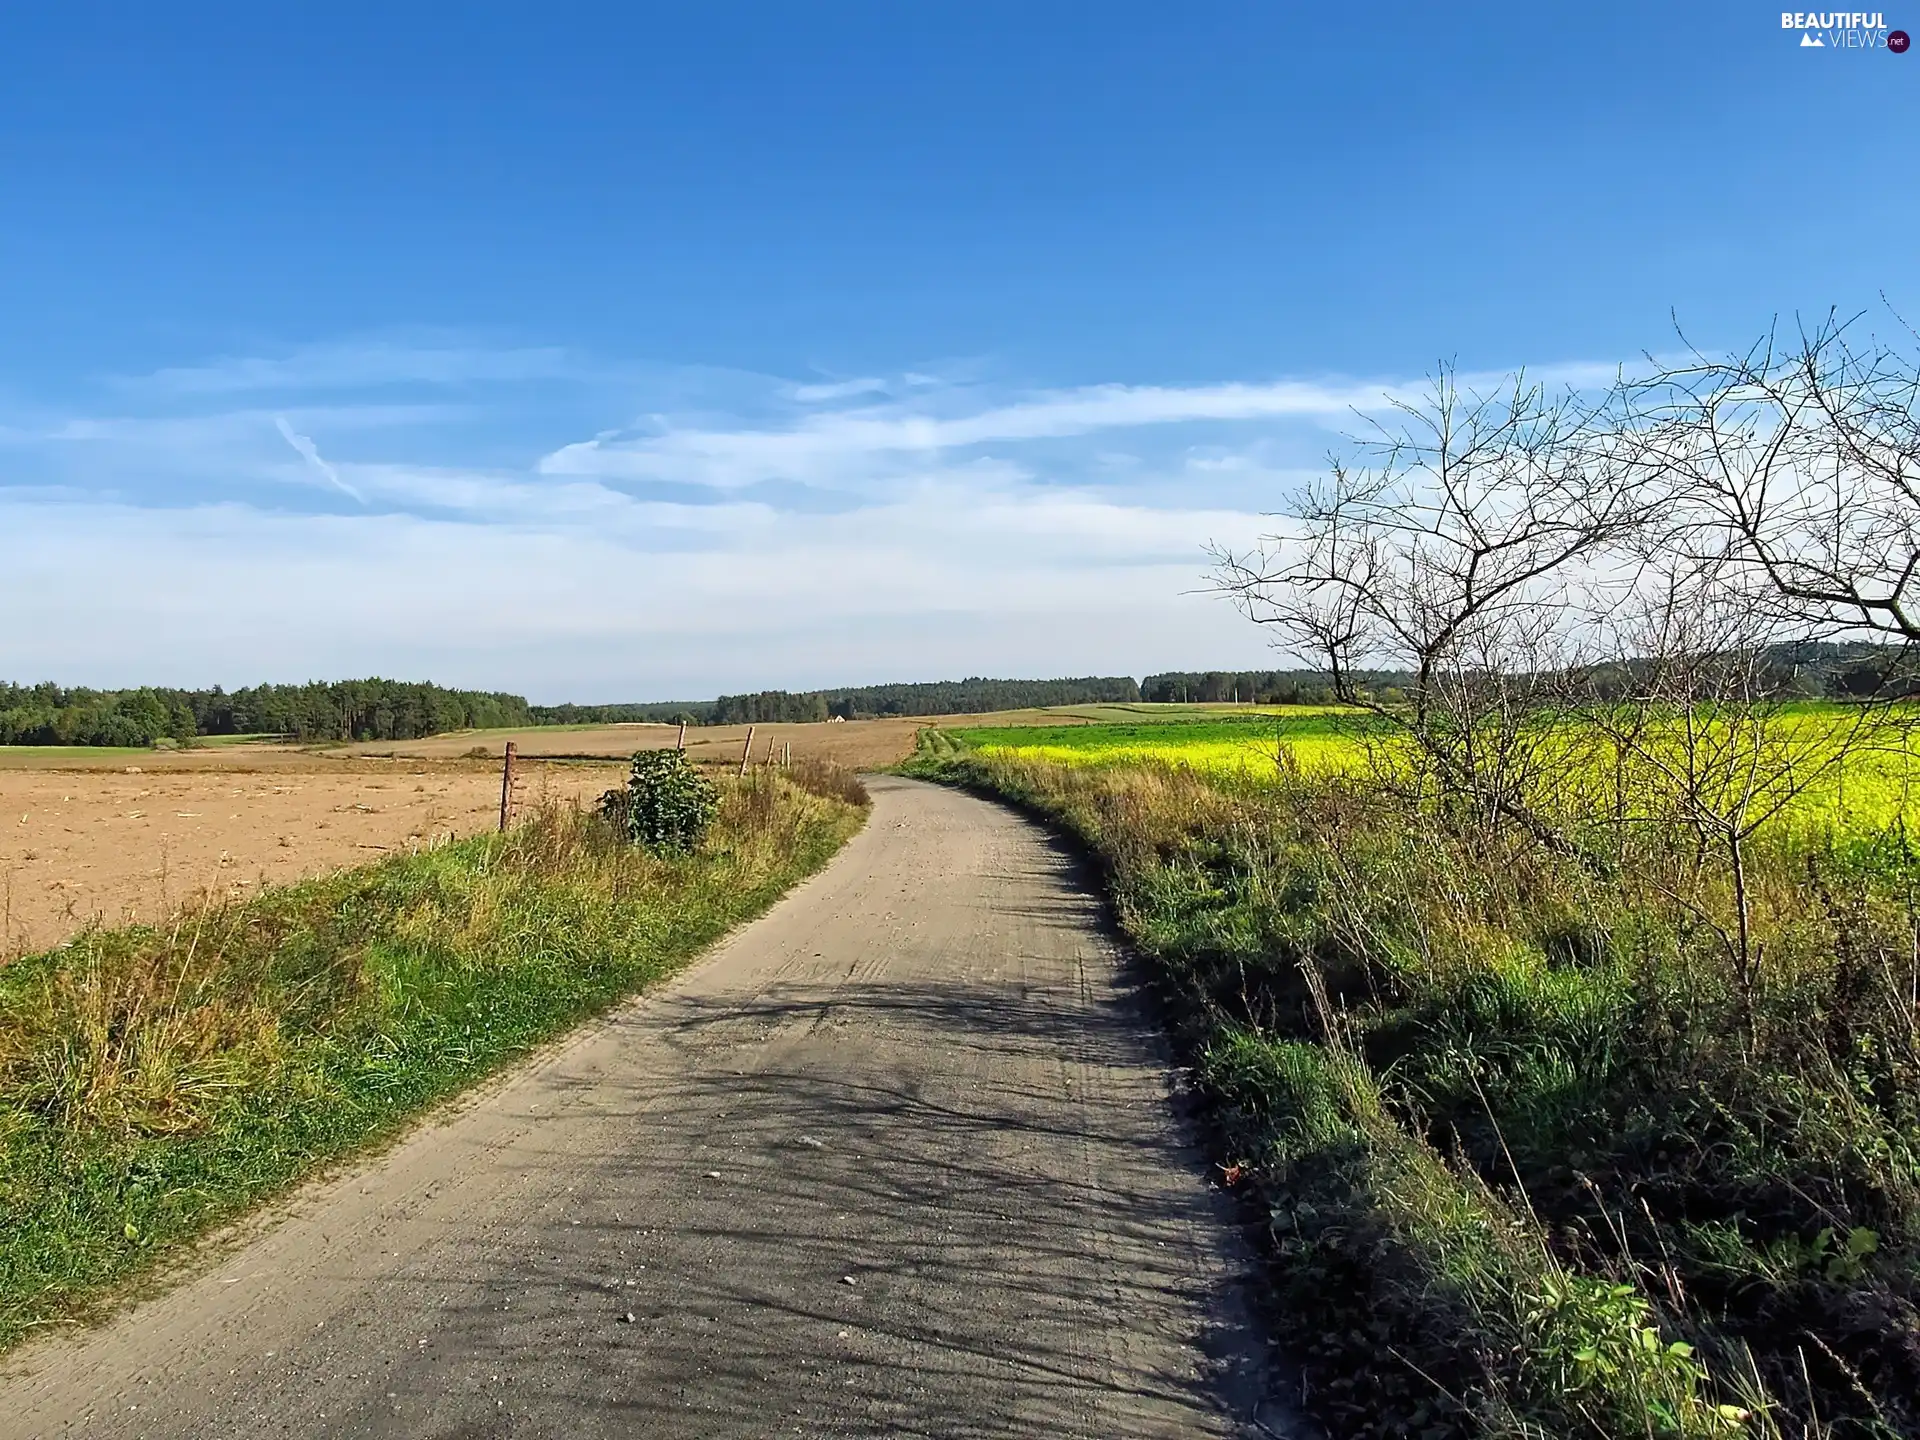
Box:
955, 709, 1368, 777
954, 703, 1920, 834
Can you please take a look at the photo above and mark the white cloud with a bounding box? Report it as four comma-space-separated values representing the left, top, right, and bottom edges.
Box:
126, 340, 576, 395
274, 417, 365, 503
789, 377, 891, 403
0, 487, 1270, 697
539, 377, 1403, 488
0, 339, 1620, 697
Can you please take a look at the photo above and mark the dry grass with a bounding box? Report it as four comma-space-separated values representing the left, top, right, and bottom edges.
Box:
783, 756, 873, 807
909, 740, 1920, 1439
0, 776, 866, 1349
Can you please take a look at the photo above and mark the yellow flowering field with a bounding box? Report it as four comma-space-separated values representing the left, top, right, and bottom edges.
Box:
951, 705, 1920, 836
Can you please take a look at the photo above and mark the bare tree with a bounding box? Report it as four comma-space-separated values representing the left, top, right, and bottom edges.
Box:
1570, 556, 1903, 1025
1213, 365, 1646, 861
1217, 331, 1918, 874
1625, 310, 1920, 650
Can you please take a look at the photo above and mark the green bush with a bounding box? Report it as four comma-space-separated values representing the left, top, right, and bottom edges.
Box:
601, 749, 721, 852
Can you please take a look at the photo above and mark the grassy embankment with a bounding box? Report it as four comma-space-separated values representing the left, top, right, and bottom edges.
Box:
0, 767, 867, 1352
909, 713, 1920, 1440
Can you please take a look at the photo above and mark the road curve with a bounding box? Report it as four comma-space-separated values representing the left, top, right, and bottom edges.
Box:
0, 776, 1285, 1439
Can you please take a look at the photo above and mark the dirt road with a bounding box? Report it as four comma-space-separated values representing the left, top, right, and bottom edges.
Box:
0, 778, 1289, 1438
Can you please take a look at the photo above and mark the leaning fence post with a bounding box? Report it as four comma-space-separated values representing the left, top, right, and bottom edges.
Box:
676, 720, 687, 751
739, 725, 756, 776
498, 741, 517, 832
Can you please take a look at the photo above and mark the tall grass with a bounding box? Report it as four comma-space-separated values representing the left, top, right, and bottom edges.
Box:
907, 737, 1919, 1439
0, 772, 866, 1350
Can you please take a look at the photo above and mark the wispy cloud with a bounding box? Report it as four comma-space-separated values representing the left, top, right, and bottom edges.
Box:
129, 340, 577, 395
274, 416, 365, 503
538, 377, 1403, 488
0, 337, 1618, 695
536, 363, 1624, 491
790, 376, 892, 403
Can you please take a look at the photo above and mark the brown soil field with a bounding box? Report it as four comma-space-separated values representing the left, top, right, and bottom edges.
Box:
349, 716, 935, 768
0, 717, 945, 958
338, 706, 1123, 768
0, 709, 1121, 958
0, 757, 619, 959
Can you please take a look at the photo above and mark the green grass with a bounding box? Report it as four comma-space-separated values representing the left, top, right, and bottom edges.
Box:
906, 738, 1920, 1439
0, 746, 156, 763
0, 772, 866, 1350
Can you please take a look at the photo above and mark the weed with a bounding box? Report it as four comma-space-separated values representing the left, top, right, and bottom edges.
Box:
784, 756, 872, 807
0, 778, 864, 1350
908, 741, 1920, 1438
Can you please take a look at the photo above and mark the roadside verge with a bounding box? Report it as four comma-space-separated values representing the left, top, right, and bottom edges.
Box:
0, 771, 867, 1351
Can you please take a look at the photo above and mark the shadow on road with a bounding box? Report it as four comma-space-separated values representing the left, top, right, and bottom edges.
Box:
343, 956, 1274, 1434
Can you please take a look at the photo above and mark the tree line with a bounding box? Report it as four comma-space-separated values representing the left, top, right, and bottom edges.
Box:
530, 701, 708, 726
549, 677, 1146, 726
1144, 645, 1917, 708
2, 674, 1145, 749
712, 676, 1141, 723
1141, 668, 1406, 704
0, 679, 534, 747
15, 641, 1909, 750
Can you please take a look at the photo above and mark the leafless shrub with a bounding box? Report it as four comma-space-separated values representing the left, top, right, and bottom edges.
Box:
1213, 364, 1650, 863
1564, 556, 1904, 1027
1624, 309, 1920, 652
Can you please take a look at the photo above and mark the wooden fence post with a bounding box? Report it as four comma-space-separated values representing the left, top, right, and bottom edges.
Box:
739, 726, 756, 776
498, 741, 517, 832
676, 720, 687, 751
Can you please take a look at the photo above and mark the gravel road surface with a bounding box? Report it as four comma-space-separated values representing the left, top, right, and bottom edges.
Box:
0, 776, 1289, 1438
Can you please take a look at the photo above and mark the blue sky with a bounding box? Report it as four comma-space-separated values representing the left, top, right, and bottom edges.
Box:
2, 3, 1914, 701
